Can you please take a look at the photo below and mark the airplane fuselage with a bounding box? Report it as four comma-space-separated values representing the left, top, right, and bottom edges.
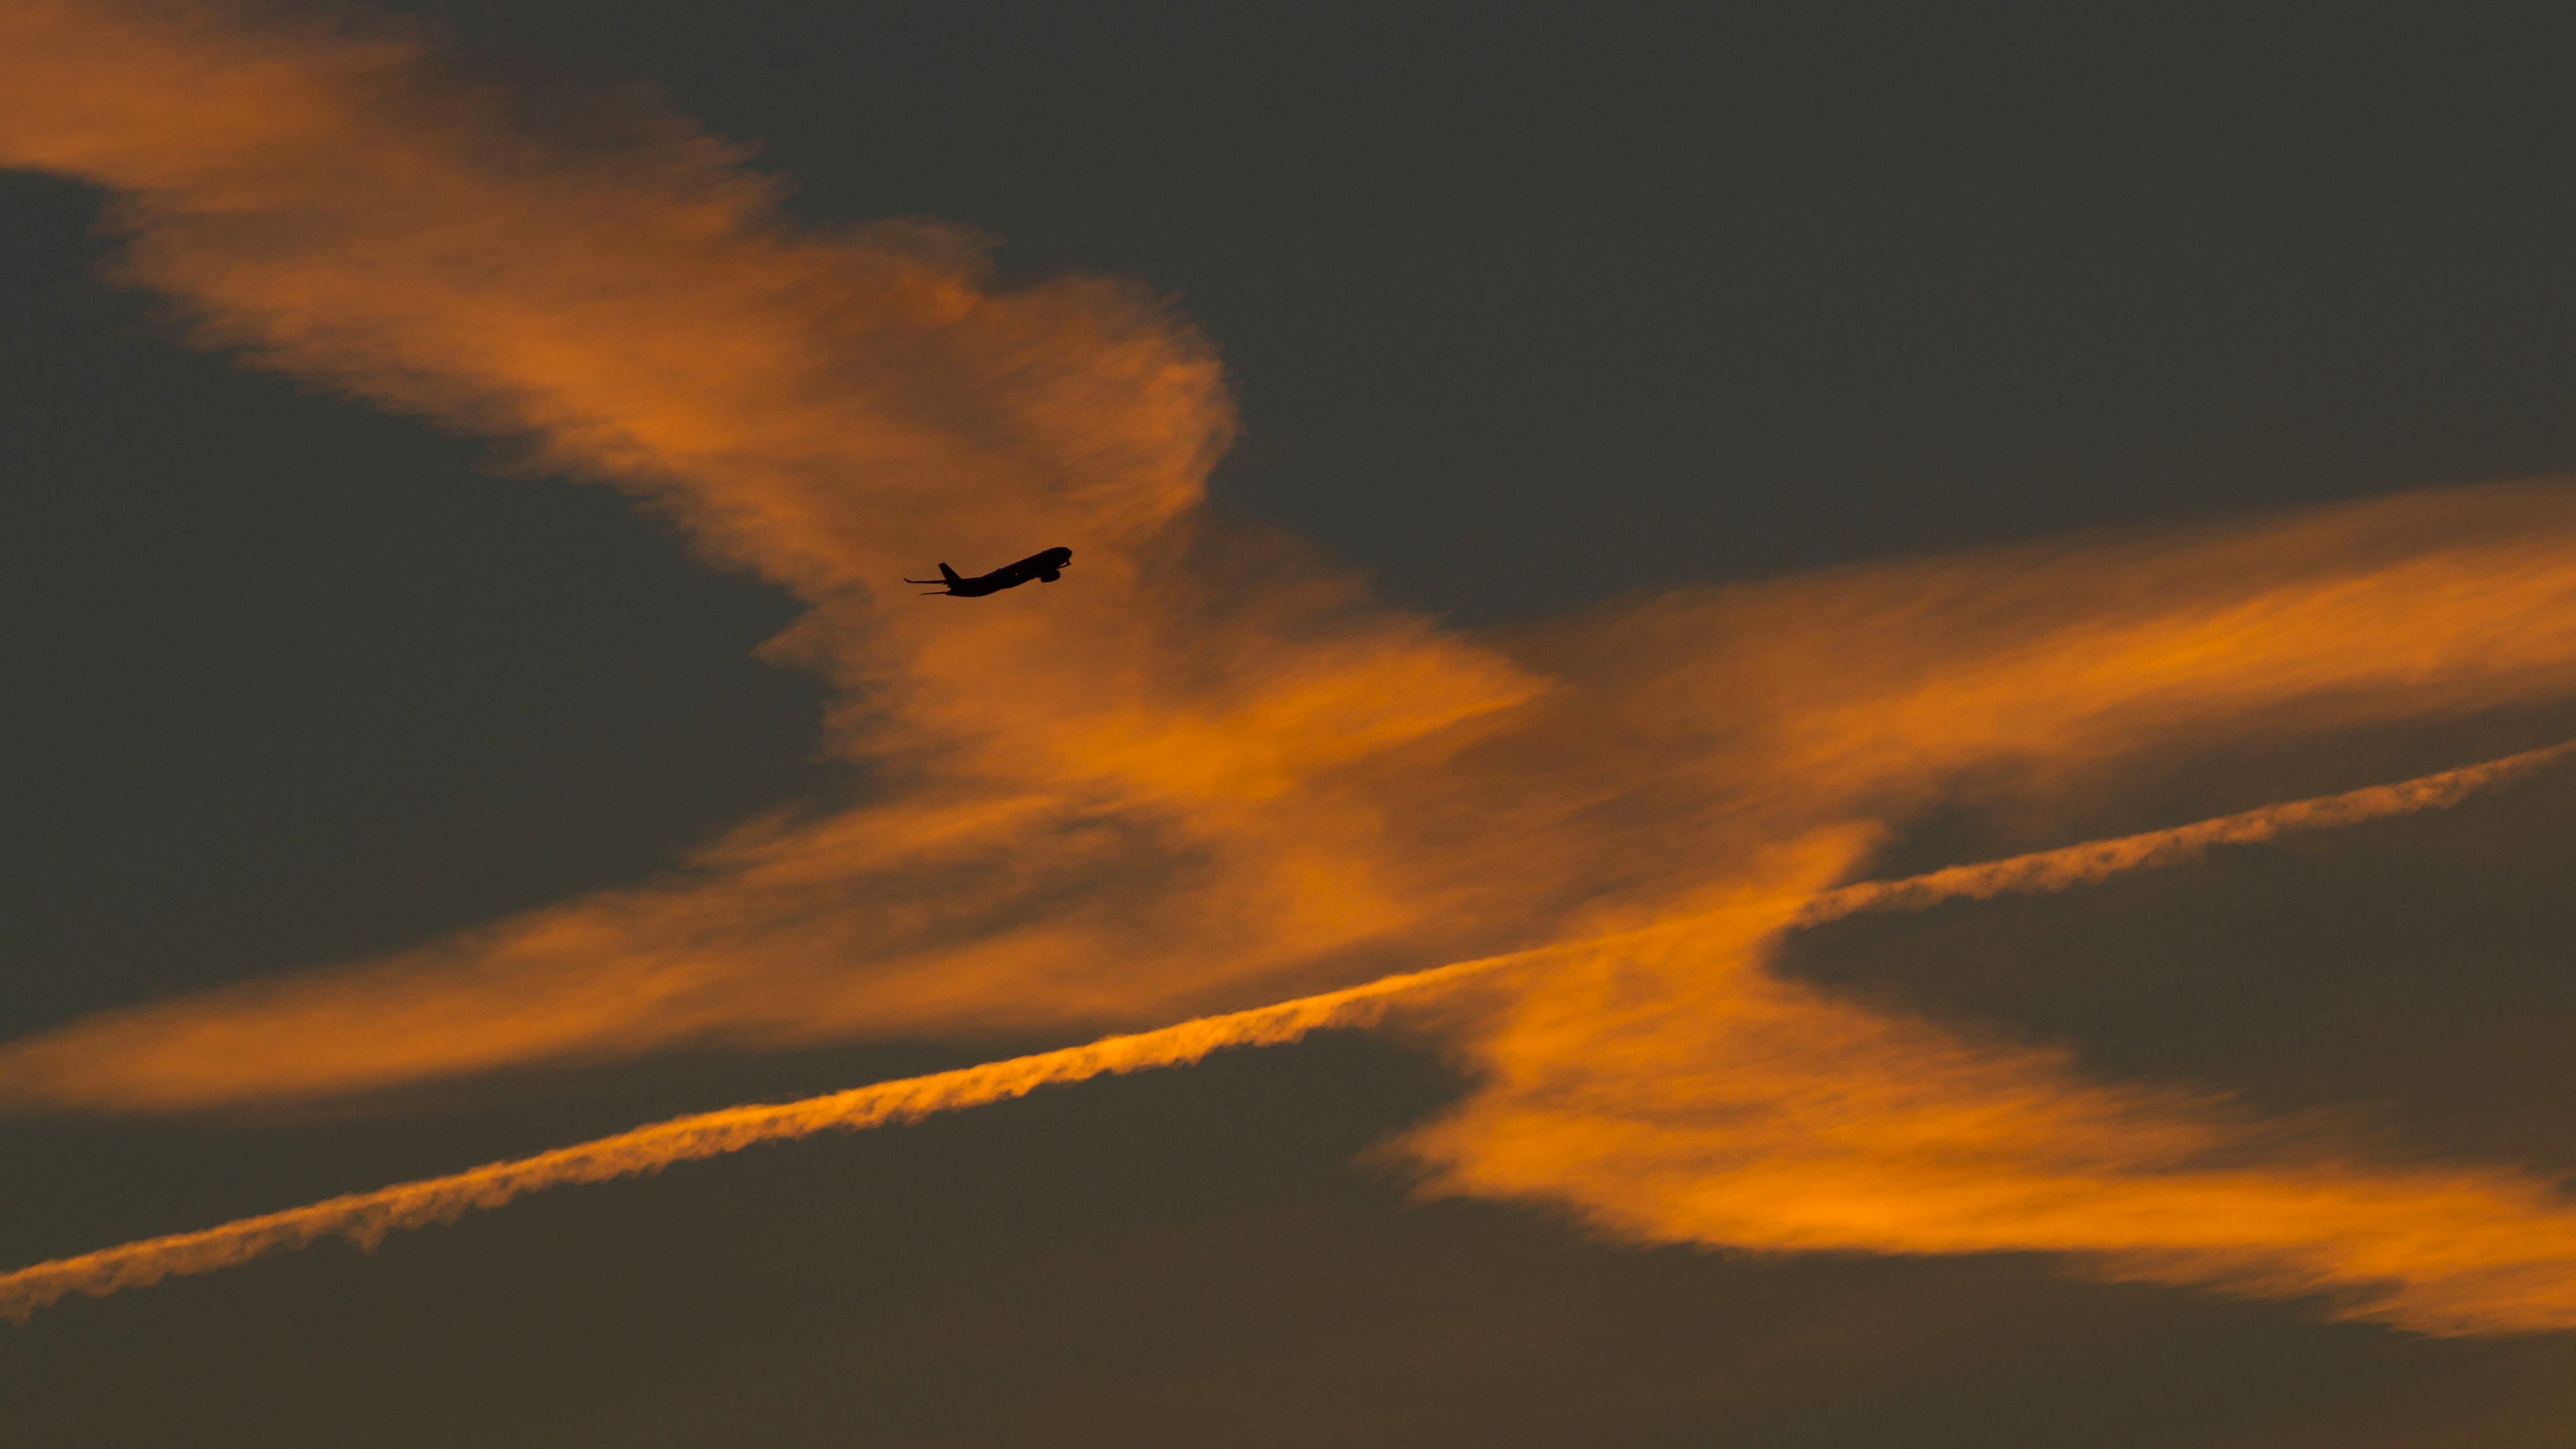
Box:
911, 546, 1073, 597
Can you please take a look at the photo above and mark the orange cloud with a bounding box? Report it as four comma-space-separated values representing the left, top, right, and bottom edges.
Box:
12, 484, 2576, 1113
0, 0, 1542, 1106
7, 750, 2574, 1328
0, 950, 1486, 1324
1404, 847, 2576, 1338
12, 0, 2576, 1336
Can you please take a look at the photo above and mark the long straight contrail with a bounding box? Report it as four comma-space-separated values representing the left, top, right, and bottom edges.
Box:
0, 956, 1490, 1323
1798, 737, 2576, 924
5, 740, 2567, 1323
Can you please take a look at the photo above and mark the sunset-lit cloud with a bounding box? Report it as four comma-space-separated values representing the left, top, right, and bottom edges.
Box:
11, 483, 2576, 1113
1404, 837, 2576, 1341
11, 0, 2576, 1337
0, 950, 1480, 1324
7, 746, 2572, 1327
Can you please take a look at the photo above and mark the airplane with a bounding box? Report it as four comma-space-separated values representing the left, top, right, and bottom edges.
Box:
906, 546, 1074, 597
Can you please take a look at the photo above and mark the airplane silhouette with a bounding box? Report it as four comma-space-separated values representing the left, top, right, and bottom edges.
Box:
906, 546, 1073, 597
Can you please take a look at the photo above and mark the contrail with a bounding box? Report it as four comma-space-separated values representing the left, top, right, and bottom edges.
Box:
1797, 737, 2576, 925
7, 742, 2561, 1323
0, 956, 1488, 1323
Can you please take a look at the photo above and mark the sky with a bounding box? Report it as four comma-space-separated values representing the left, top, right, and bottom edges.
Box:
10, 2, 2576, 1444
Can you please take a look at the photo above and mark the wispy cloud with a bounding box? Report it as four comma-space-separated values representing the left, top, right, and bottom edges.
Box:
9, 747, 2572, 1328
10, 0, 2576, 1335
1404, 833, 2576, 1341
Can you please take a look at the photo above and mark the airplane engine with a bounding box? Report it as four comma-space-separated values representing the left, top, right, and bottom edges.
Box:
1038, 570, 1061, 582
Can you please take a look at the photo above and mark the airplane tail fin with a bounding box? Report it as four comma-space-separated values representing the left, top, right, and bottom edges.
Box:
939, 562, 961, 584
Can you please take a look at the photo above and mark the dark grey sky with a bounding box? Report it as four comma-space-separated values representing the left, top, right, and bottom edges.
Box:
10, 3, 2576, 1443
